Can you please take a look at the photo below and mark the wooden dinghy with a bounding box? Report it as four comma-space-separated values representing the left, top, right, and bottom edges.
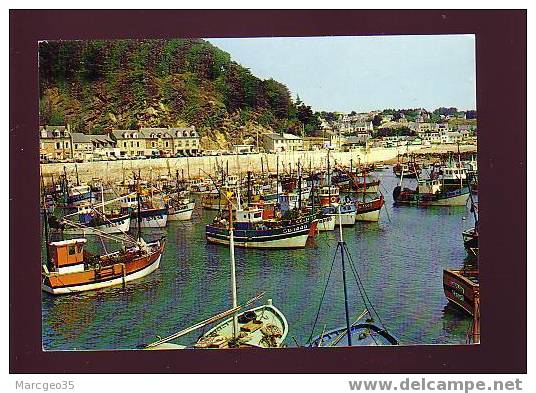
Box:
195, 300, 288, 349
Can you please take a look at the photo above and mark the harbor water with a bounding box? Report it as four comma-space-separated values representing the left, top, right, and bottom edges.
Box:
42, 168, 476, 350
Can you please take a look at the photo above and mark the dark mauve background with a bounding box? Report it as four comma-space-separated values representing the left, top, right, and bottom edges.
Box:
9, 9, 526, 373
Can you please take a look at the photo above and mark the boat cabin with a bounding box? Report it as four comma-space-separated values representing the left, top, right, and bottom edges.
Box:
121, 194, 138, 208
442, 166, 467, 181
49, 238, 87, 274
235, 208, 264, 224
69, 185, 92, 196
278, 193, 300, 211
417, 179, 442, 194
250, 201, 276, 220
225, 175, 239, 186
318, 186, 340, 206
318, 186, 340, 196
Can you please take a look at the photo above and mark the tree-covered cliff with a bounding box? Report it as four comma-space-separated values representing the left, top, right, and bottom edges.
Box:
39, 39, 320, 149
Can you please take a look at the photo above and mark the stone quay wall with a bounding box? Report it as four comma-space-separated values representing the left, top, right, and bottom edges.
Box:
40, 145, 473, 185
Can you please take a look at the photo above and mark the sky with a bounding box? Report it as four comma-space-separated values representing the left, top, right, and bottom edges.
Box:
207, 35, 476, 113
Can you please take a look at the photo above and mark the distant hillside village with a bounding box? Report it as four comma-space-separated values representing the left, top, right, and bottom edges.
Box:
39, 108, 476, 163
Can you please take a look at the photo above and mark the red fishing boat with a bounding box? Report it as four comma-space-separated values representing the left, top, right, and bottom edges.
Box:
353, 194, 385, 222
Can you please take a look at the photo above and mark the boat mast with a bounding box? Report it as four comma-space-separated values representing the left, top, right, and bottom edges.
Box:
136, 188, 142, 242
228, 201, 239, 339
62, 166, 68, 204
247, 171, 252, 206
186, 156, 191, 180
43, 208, 51, 270
101, 184, 105, 214
276, 155, 280, 205
457, 142, 463, 189
298, 161, 302, 210
362, 166, 367, 202
75, 163, 80, 186
338, 205, 353, 346
327, 150, 331, 204
311, 175, 315, 214
219, 169, 224, 213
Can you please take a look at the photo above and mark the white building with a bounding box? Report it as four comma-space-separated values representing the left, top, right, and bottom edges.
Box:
262, 133, 303, 152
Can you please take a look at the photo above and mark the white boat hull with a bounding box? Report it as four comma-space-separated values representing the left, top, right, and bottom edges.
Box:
41, 254, 162, 295
207, 233, 310, 248
362, 185, 380, 194
195, 302, 288, 349
317, 216, 336, 231
328, 212, 356, 226
167, 202, 195, 221
355, 209, 381, 222
61, 217, 131, 235
429, 193, 470, 206
131, 215, 168, 228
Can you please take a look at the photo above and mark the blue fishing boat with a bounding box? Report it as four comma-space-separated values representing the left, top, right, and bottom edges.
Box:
306, 207, 398, 347
206, 207, 317, 249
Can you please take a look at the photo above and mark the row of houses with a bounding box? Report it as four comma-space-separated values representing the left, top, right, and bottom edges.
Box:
39, 125, 201, 161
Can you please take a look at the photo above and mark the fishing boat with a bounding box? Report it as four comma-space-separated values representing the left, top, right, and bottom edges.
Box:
167, 197, 195, 221
309, 321, 399, 347
197, 200, 288, 348
65, 184, 95, 206
42, 237, 165, 295
340, 169, 381, 195
165, 173, 196, 221
352, 194, 385, 222
373, 162, 390, 171
121, 193, 169, 228
443, 267, 479, 316
344, 177, 380, 194
126, 205, 168, 228
50, 210, 131, 235
206, 206, 317, 249
306, 207, 398, 347
41, 208, 165, 295
322, 204, 356, 226
393, 178, 470, 206
201, 185, 238, 210
436, 164, 469, 189
51, 187, 132, 235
